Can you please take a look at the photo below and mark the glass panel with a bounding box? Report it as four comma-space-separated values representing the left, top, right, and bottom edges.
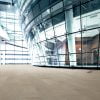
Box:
32, 4, 40, 18
15, 24, 21, 31
0, 9, 30, 64
54, 22, 66, 36
45, 27, 54, 39
52, 12, 65, 26
82, 30, 99, 66
39, 31, 46, 41
39, 0, 49, 11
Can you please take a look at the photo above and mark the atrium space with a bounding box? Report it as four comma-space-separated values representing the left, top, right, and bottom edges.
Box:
0, 0, 100, 100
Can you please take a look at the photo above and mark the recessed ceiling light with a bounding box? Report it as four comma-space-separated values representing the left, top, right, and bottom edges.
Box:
8, 4, 11, 8
47, 9, 50, 14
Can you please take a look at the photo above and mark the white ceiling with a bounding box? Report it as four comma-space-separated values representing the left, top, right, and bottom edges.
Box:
0, 0, 17, 12
0, 0, 12, 3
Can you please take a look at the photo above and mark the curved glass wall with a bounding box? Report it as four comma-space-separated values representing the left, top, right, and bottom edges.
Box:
18, 0, 100, 68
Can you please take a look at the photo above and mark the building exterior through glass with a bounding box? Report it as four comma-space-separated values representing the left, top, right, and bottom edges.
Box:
15, 0, 100, 67
0, 4, 30, 64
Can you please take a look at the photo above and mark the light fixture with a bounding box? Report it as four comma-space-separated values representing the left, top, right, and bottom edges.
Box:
47, 9, 50, 14
8, 4, 11, 8
79, 48, 81, 51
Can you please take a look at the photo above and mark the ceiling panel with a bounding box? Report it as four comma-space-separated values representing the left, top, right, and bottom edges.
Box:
0, 0, 17, 12
0, 0, 12, 3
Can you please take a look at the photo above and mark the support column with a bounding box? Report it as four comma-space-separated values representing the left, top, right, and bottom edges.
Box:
65, 6, 77, 66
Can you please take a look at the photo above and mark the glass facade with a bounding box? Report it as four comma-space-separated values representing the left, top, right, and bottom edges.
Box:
18, 0, 100, 68
0, 8, 30, 64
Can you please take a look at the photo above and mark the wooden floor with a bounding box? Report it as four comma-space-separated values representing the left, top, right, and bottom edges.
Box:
0, 65, 100, 100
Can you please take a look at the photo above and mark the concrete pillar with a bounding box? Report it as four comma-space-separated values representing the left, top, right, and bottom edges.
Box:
65, 6, 77, 66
